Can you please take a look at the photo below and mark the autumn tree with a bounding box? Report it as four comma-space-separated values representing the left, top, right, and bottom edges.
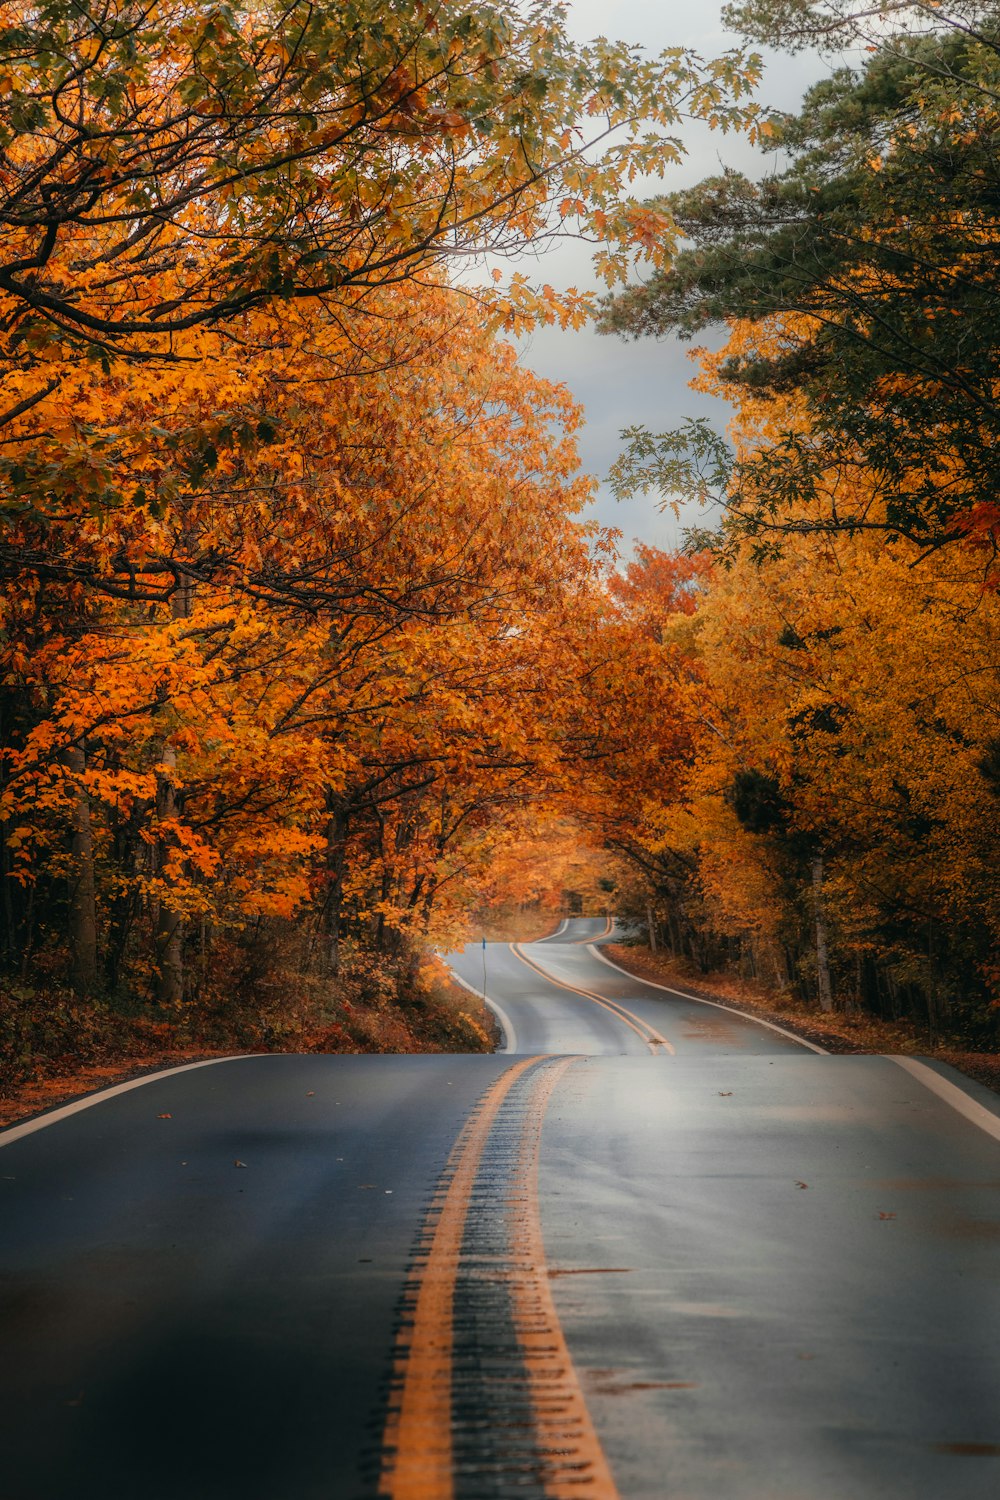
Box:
0, 1, 767, 1064
601, 2, 1000, 555
0, 0, 760, 543
687, 518, 1000, 1027
0, 0, 758, 354
521, 545, 721, 962
602, 302, 1000, 1029
0, 274, 614, 1009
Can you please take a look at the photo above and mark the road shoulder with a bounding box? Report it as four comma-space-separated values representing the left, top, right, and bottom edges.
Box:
602, 942, 1000, 1096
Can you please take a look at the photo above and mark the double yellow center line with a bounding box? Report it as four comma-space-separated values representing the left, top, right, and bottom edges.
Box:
511, 943, 675, 1056
379, 1056, 621, 1499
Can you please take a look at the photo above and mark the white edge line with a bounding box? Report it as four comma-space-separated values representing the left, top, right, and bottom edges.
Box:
0, 1054, 264, 1149
533, 917, 612, 947
512, 943, 673, 1058
448, 969, 518, 1054
568, 917, 614, 945
890, 1056, 1000, 1144
585, 945, 828, 1055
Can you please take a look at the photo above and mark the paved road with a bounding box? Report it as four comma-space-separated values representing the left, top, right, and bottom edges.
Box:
1, 920, 998, 1498
449, 919, 811, 1057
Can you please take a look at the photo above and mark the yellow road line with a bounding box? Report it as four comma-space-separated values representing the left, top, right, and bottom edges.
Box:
379, 1056, 622, 1499
380, 1055, 537, 1500
509, 1057, 622, 1498
511, 944, 675, 1056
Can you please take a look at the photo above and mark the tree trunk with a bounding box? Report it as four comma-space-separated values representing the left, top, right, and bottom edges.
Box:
811, 853, 834, 1013
666, 908, 682, 959
646, 902, 658, 953
19, 880, 35, 981
155, 740, 183, 1005
371, 816, 390, 952
325, 800, 348, 975
154, 576, 192, 1006
62, 744, 98, 994
104, 787, 146, 991
0, 691, 22, 968
0, 809, 17, 968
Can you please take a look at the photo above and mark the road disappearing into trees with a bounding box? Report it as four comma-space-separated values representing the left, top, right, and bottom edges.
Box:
449, 918, 815, 1058
1, 920, 998, 1498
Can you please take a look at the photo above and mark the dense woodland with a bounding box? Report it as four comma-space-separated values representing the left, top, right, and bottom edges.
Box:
0, 0, 753, 1082
603, 0, 1000, 1042
1, 0, 998, 1090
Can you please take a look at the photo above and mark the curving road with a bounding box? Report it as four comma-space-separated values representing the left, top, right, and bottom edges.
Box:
449, 918, 812, 1057
1, 919, 999, 1498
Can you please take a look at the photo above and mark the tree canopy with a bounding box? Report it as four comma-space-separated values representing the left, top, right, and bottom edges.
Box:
601, 1, 1000, 554
0, 0, 756, 370
1, 0, 759, 608
0, 0, 766, 1056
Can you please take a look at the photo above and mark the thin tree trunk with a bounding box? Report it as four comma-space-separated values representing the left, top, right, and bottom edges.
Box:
325, 800, 347, 975
811, 854, 834, 1013
0, 810, 16, 967
646, 902, 658, 953
155, 740, 183, 1005
62, 744, 98, 994
154, 578, 190, 1006
783, 943, 800, 995
19, 880, 35, 982
374, 859, 391, 952
0, 693, 15, 966
104, 802, 143, 992
666, 908, 681, 959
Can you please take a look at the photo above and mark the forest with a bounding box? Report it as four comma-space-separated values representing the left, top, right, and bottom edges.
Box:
1, 0, 998, 1101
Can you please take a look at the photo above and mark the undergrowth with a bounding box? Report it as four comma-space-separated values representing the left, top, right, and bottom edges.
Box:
0, 934, 495, 1118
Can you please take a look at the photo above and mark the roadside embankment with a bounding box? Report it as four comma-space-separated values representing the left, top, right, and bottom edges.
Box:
0, 952, 496, 1129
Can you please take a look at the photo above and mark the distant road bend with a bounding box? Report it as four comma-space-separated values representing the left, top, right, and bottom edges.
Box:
2, 918, 999, 1499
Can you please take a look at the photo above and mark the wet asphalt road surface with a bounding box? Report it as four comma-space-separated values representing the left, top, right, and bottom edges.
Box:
1, 919, 998, 1498
448, 919, 811, 1057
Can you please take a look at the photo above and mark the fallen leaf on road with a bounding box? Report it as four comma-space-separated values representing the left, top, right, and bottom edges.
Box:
157, 1113, 172, 1119
878, 1211, 896, 1220
305, 1091, 315, 1097
795, 1181, 809, 1189
718, 1091, 733, 1097
234, 1160, 247, 1168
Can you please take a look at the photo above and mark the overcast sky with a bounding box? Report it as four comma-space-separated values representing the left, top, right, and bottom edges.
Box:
513, 1, 829, 555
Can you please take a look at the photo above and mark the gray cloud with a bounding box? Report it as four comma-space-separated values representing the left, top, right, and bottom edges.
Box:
509, 2, 829, 556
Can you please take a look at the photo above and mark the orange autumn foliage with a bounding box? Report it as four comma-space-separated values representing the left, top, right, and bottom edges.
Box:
1, 275, 640, 1005
605, 316, 1000, 1035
